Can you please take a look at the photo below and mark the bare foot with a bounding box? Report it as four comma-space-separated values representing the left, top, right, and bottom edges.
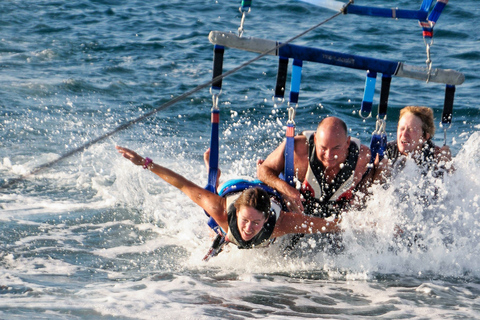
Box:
204, 148, 211, 169
204, 148, 221, 187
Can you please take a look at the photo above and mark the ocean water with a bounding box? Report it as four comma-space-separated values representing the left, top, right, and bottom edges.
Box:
1, 0, 480, 319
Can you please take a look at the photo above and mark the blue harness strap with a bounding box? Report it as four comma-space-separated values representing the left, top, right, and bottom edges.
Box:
360, 71, 377, 118
284, 59, 302, 187
370, 120, 387, 163
369, 74, 391, 163
419, 0, 448, 41
205, 45, 224, 234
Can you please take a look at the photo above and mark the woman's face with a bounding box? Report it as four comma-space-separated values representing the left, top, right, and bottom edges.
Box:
397, 112, 428, 155
236, 206, 266, 241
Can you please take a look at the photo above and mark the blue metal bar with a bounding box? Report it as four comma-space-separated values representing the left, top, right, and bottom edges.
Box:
208, 31, 465, 85
278, 43, 399, 75
346, 5, 428, 20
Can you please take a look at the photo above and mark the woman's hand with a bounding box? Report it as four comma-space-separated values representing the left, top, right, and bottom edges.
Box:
116, 146, 145, 167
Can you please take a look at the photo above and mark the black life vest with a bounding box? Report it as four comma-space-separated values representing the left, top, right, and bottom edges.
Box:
385, 140, 437, 175
300, 133, 360, 218
226, 202, 278, 249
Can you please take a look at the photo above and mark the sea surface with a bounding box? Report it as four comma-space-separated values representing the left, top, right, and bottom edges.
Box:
1, 0, 480, 319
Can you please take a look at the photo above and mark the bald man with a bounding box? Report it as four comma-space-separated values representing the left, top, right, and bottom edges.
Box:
257, 117, 371, 218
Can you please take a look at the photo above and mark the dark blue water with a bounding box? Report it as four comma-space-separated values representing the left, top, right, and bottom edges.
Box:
1, 0, 480, 319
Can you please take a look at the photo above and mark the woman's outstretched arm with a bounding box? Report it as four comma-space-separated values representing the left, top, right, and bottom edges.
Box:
116, 146, 228, 231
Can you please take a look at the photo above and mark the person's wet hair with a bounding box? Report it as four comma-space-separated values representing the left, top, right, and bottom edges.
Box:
400, 106, 435, 138
234, 187, 271, 219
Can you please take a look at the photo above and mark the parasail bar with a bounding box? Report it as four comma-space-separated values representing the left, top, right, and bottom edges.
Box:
209, 31, 465, 85
297, 0, 429, 20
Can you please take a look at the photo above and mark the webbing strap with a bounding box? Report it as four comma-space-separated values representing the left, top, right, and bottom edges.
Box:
428, 0, 448, 26
370, 74, 391, 162
419, 0, 448, 39
274, 56, 289, 99
360, 71, 377, 118
289, 59, 303, 105
284, 59, 302, 187
441, 84, 455, 146
284, 124, 296, 187
378, 74, 391, 119
370, 124, 387, 163
420, 0, 435, 12
442, 84, 455, 126
205, 45, 225, 235
212, 45, 225, 91
205, 108, 222, 233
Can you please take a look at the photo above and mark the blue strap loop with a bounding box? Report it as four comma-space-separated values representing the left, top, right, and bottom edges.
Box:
284, 59, 302, 187
360, 71, 377, 118
289, 59, 303, 107
370, 118, 387, 163
205, 108, 222, 235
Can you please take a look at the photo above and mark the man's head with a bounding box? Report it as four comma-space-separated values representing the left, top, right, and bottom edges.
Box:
314, 117, 350, 169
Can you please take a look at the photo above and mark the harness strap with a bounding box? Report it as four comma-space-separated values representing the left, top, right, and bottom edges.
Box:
211, 45, 224, 92
285, 59, 303, 187
369, 74, 391, 162
378, 74, 391, 119
370, 119, 387, 163
360, 71, 377, 118
274, 56, 289, 103
419, 0, 448, 59
441, 84, 455, 145
205, 45, 224, 234
289, 59, 303, 105
428, 0, 448, 27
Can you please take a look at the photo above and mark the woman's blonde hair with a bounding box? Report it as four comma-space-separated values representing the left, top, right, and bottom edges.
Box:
399, 106, 435, 138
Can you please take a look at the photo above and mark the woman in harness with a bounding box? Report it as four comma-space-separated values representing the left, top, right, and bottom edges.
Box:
372, 106, 453, 182
116, 146, 340, 249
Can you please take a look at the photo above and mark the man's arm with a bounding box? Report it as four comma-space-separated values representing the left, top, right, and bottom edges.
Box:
257, 136, 307, 213
272, 210, 341, 238
353, 144, 372, 188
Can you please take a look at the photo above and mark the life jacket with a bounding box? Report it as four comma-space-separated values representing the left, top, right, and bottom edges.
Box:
385, 140, 438, 175
300, 131, 360, 218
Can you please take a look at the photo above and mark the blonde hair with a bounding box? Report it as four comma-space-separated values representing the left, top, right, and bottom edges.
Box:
399, 106, 435, 138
